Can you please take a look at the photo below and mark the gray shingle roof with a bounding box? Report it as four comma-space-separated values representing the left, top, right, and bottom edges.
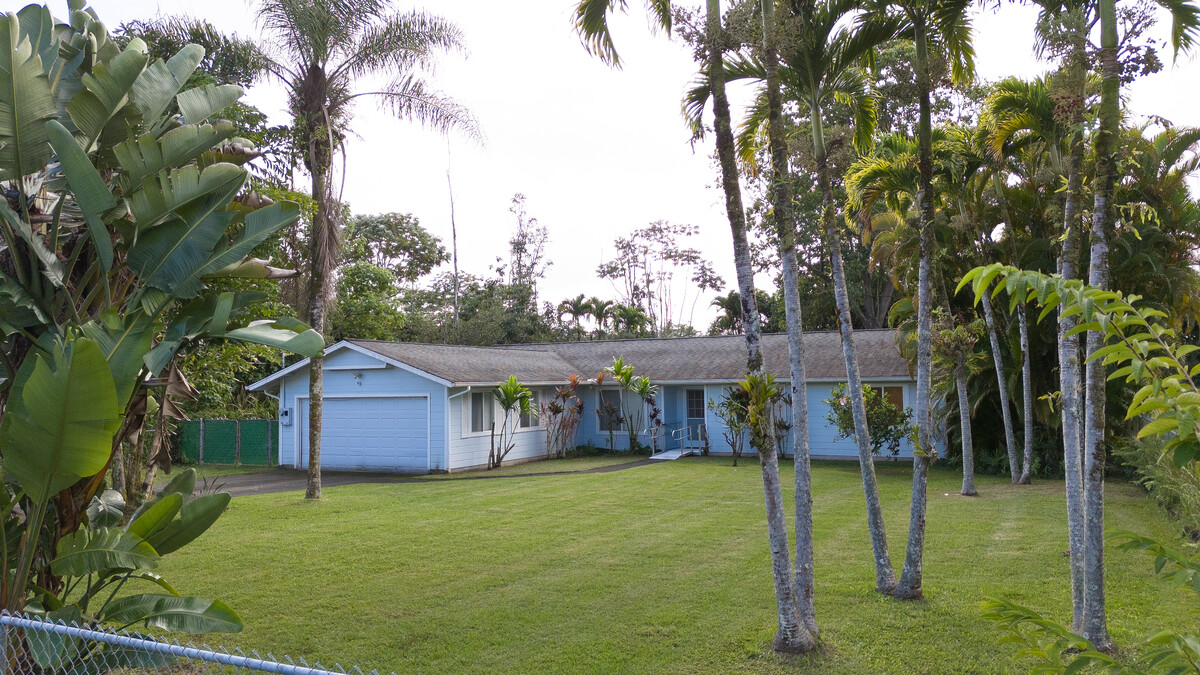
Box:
349, 329, 910, 386
347, 341, 579, 385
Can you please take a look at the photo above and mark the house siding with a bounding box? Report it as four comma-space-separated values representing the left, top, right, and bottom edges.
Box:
448, 386, 550, 470
277, 348, 448, 471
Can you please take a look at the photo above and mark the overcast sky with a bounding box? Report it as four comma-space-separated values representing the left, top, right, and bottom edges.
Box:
89, 0, 1200, 329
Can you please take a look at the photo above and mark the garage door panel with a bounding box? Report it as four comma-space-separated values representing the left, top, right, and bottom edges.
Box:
298, 397, 428, 472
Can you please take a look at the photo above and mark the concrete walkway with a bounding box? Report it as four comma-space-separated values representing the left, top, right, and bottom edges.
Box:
184, 459, 657, 498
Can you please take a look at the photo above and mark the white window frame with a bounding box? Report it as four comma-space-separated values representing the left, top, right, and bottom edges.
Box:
464, 391, 497, 438
518, 389, 541, 431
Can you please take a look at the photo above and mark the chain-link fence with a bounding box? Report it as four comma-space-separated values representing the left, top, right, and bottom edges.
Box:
178, 420, 276, 466
0, 612, 390, 674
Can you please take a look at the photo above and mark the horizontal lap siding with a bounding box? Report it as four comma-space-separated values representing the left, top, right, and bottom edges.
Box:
277, 349, 448, 471
448, 388, 549, 470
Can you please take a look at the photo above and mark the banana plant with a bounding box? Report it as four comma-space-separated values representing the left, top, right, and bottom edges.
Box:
0, 1, 322, 628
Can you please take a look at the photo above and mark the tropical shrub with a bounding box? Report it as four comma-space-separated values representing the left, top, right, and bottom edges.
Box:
709, 387, 750, 465
824, 384, 914, 456
0, 0, 321, 635
543, 375, 584, 459
490, 376, 534, 469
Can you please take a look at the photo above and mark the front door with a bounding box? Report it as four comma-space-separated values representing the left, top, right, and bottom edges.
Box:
684, 389, 706, 449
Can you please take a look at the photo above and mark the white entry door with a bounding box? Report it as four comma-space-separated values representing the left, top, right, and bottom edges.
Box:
297, 397, 429, 472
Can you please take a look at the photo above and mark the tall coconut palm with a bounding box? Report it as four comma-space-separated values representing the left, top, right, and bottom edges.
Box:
861, 0, 974, 601
587, 297, 616, 335
257, 0, 477, 499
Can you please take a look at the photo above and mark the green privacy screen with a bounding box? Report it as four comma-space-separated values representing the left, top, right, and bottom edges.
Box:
178, 419, 276, 466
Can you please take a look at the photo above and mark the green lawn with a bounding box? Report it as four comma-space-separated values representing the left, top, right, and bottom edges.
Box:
157, 458, 1195, 674
168, 464, 276, 480
416, 454, 643, 479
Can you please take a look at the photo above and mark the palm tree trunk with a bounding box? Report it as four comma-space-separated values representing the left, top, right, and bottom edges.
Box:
759, 0, 815, 650
305, 166, 336, 501
957, 369, 976, 496
1080, 0, 1119, 649
979, 292, 1019, 481
707, 0, 761, 374
895, 15, 934, 601
1058, 30, 1088, 633
814, 108, 896, 594
1017, 307, 1034, 484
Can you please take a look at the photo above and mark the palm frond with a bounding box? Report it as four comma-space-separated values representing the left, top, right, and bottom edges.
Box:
1154, 0, 1200, 59
574, 0, 629, 67
361, 75, 482, 143
335, 9, 468, 82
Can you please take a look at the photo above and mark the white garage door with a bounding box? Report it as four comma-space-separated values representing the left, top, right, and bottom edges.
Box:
297, 397, 429, 472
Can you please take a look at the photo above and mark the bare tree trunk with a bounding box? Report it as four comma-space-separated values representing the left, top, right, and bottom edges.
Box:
814, 110, 896, 594
110, 446, 126, 496
759, 0, 816, 649
895, 16, 934, 601
1058, 30, 1088, 632
980, 293, 1019, 481
305, 166, 336, 501
1080, 0, 1118, 648
957, 370, 976, 496
1017, 307, 1034, 484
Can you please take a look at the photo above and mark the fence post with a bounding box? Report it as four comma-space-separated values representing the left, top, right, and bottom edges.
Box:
198, 419, 205, 464
234, 419, 242, 465
0, 618, 8, 675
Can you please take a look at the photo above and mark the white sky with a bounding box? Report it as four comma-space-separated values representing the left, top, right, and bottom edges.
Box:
85, 0, 1200, 329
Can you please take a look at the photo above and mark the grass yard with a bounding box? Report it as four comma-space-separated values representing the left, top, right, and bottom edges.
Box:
157, 458, 1195, 673
416, 454, 643, 479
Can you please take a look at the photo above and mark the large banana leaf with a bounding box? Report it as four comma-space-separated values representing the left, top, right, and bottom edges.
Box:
0, 336, 121, 503
50, 527, 158, 577
16, 4, 55, 77
226, 317, 324, 357
126, 162, 244, 231
27, 606, 84, 669
0, 200, 64, 285
146, 493, 230, 556
46, 119, 116, 269
102, 594, 242, 633
132, 44, 204, 134
126, 492, 183, 540
115, 121, 237, 188
200, 201, 302, 276
80, 309, 155, 406
64, 44, 146, 149
0, 13, 56, 180
176, 83, 241, 124
156, 467, 198, 499
127, 195, 237, 298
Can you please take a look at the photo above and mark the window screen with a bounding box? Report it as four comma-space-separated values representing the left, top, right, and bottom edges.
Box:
599, 389, 624, 430
471, 392, 495, 433
882, 386, 904, 409
521, 391, 540, 428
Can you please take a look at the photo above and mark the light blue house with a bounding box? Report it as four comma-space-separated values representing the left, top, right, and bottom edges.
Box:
247, 330, 919, 473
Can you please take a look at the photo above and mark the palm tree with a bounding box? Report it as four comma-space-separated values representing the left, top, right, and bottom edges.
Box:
932, 314, 983, 496
559, 293, 590, 339
587, 297, 615, 336
575, 0, 811, 654
861, 0, 975, 601
614, 304, 650, 335
755, 0, 816, 648
712, 0, 903, 596
256, 0, 477, 499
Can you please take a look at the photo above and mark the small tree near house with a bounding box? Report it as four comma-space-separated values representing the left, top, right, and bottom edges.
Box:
543, 375, 584, 459
490, 376, 535, 469
824, 384, 914, 458
709, 387, 750, 466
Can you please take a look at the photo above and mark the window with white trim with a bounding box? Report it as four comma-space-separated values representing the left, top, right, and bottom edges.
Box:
470, 391, 495, 433
882, 386, 904, 409
598, 389, 624, 430
520, 391, 540, 428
